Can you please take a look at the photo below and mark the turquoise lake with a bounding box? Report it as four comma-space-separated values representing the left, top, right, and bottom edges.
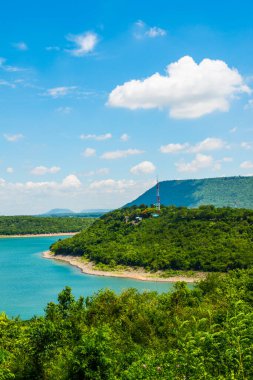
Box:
0, 236, 175, 319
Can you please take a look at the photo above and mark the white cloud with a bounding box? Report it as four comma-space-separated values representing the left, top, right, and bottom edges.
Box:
241, 142, 252, 150
160, 143, 189, 154
240, 161, 253, 169
120, 133, 130, 142
62, 174, 81, 188
130, 161, 156, 175
56, 106, 73, 114
83, 148, 96, 157
160, 138, 227, 154
189, 138, 227, 153
66, 32, 98, 56
80, 133, 112, 141
134, 20, 166, 39
45, 86, 77, 98
3, 133, 23, 142
146, 27, 167, 38
13, 42, 28, 51
108, 56, 250, 119
6, 167, 14, 174
90, 179, 136, 192
229, 127, 237, 133
31, 166, 61, 176
175, 154, 214, 173
0, 175, 156, 214
101, 148, 144, 160
0, 174, 81, 192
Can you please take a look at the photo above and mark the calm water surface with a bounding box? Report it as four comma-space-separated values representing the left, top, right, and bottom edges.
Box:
0, 236, 174, 319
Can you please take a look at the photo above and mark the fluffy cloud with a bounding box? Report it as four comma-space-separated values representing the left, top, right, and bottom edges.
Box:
83, 148, 96, 157
134, 20, 166, 39
130, 161, 156, 175
31, 166, 61, 176
175, 154, 214, 172
108, 56, 250, 119
0, 174, 81, 191
90, 179, 136, 192
0, 175, 156, 214
62, 174, 81, 188
6, 167, 14, 174
189, 138, 227, 153
240, 161, 253, 169
3, 133, 23, 142
80, 133, 112, 141
45, 86, 77, 98
146, 26, 167, 38
120, 133, 130, 142
160, 138, 227, 154
160, 143, 189, 154
101, 149, 144, 159
66, 32, 98, 56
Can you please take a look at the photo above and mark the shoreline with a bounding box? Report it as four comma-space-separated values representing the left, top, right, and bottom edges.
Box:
43, 251, 206, 283
0, 232, 77, 238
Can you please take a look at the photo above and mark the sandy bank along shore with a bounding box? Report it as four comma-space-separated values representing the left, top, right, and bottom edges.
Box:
0, 232, 77, 238
43, 251, 206, 283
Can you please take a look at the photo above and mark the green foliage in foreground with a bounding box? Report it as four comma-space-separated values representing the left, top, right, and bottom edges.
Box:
0, 216, 94, 235
1, 270, 253, 379
52, 206, 253, 272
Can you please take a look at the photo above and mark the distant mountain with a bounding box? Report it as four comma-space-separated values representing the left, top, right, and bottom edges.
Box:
41, 208, 110, 218
125, 176, 253, 209
80, 209, 111, 213
43, 208, 75, 216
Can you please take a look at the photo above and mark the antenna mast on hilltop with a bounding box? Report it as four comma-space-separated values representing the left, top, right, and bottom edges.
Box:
156, 177, 161, 212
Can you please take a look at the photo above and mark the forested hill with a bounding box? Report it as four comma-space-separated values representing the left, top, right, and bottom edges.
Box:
125, 176, 253, 209
51, 206, 253, 272
0, 216, 94, 235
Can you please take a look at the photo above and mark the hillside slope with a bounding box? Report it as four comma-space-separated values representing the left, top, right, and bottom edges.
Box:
51, 206, 253, 272
125, 176, 253, 209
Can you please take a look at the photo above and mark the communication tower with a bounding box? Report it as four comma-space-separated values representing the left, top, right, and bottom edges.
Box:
156, 178, 161, 212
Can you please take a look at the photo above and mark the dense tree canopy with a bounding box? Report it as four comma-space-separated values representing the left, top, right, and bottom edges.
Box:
51, 206, 253, 272
1, 270, 253, 379
0, 216, 94, 235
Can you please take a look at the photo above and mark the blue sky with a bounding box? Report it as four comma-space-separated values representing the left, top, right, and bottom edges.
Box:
0, 0, 253, 214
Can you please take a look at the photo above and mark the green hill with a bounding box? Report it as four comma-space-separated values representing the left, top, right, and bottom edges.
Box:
0, 216, 94, 235
51, 206, 253, 272
125, 176, 253, 209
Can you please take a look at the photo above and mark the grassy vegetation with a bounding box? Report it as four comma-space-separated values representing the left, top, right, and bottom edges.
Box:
1, 270, 253, 379
0, 216, 94, 235
51, 205, 253, 273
